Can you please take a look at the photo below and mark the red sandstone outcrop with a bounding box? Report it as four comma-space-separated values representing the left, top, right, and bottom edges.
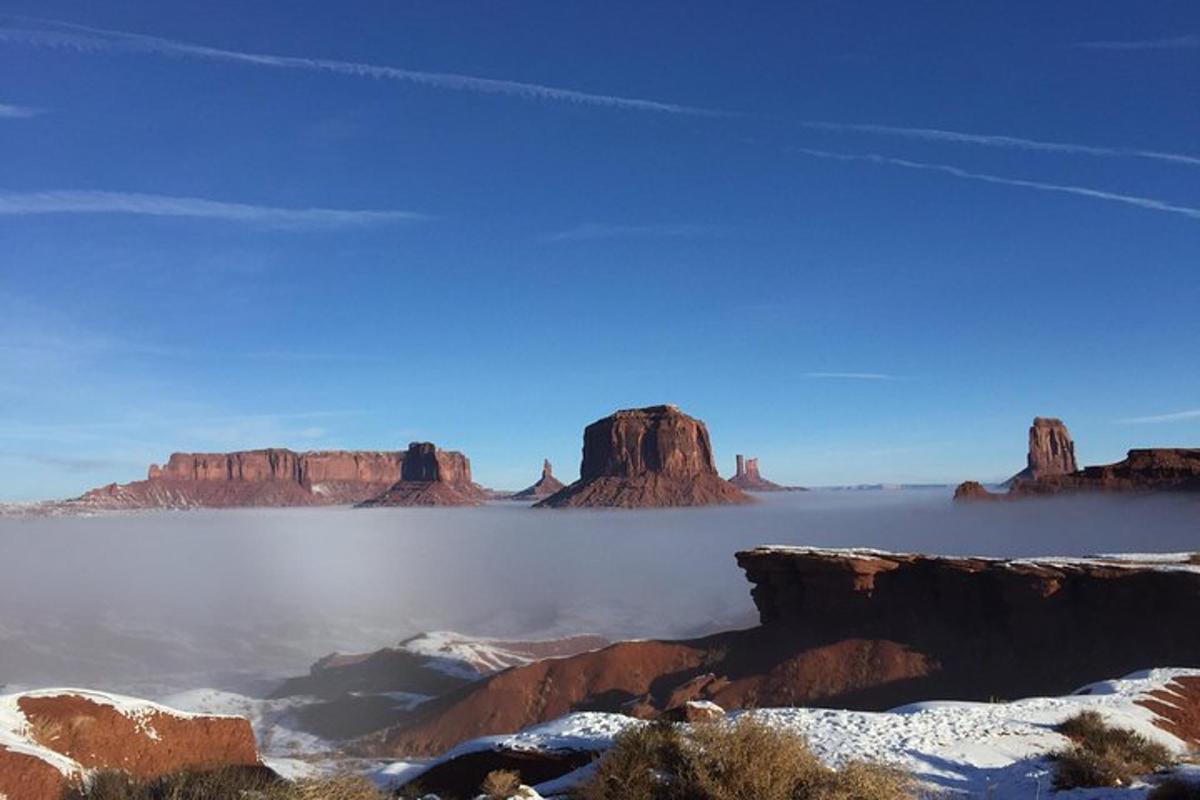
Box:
536, 405, 752, 508
69, 448, 405, 509
1008, 417, 1078, 485
364, 548, 1200, 757
957, 448, 1200, 500
358, 442, 487, 506
728, 454, 787, 491
0, 689, 263, 800
510, 460, 567, 502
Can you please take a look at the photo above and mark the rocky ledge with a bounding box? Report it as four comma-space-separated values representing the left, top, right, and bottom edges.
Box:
537, 405, 751, 508
0, 689, 263, 800
366, 547, 1200, 757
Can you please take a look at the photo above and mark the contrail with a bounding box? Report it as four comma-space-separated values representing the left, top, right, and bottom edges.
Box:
793, 148, 1200, 222
798, 121, 1200, 168
0, 17, 725, 116
1074, 34, 1200, 51
0, 189, 428, 228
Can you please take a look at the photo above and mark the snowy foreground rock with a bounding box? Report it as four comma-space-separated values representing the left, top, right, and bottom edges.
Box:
0, 688, 262, 799
385, 669, 1200, 799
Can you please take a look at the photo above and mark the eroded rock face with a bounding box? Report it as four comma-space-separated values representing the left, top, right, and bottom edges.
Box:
510, 460, 567, 502
1009, 417, 1077, 484
70, 449, 405, 509
0, 689, 262, 800
365, 548, 1200, 758
537, 405, 752, 508
728, 455, 786, 491
358, 442, 487, 506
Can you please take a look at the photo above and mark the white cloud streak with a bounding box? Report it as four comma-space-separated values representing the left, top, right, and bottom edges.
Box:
541, 222, 722, 243
1115, 408, 1200, 424
0, 102, 41, 118
0, 17, 723, 116
803, 372, 900, 381
1075, 34, 1200, 51
0, 189, 427, 228
793, 148, 1200, 222
798, 121, 1200, 168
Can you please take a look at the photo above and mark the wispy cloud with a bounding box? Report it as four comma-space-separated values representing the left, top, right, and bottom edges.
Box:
0, 17, 723, 116
793, 148, 1200, 222
803, 372, 901, 381
798, 121, 1200, 168
1115, 408, 1200, 424
0, 189, 427, 228
1075, 34, 1200, 51
541, 223, 723, 243
0, 102, 41, 118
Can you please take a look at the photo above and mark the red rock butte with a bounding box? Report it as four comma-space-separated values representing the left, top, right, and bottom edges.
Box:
509, 459, 567, 502
955, 416, 1200, 500
357, 442, 488, 506
728, 454, 787, 491
535, 404, 752, 508
71, 448, 406, 509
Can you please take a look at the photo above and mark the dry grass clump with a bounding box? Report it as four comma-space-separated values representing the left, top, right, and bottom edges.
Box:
64, 767, 389, 800
576, 716, 917, 800
1054, 710, 1176, 789
481, 768, 523, 798
1149, 779, 1200, 799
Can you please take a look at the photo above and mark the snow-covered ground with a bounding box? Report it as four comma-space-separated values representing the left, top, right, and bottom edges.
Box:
389, 669, 1200, 799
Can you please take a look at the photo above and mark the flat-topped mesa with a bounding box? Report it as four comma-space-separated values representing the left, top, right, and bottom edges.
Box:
73, 448, 405, 509
510, 459, 567, 502
1008, 417, 1077, 484
728, 454, 786, 491
358, 442, 487, 507
536, 404, 752, 508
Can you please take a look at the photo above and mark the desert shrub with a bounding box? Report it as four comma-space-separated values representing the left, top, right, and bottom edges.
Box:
1053, 711, 1176, 789
480, 769, 523, 798
65, 767, 389, 800
575, 716, 917, 800
1149, 779, 1200, 799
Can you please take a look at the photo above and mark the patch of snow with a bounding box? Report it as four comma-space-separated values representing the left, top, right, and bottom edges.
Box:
399, 631, 601, 681
397, 668, 1200, 800
748, 545, 1200, 573
159, 688, 330, 759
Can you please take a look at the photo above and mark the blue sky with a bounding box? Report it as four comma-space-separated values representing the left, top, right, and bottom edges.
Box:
1, 1, 1198, 500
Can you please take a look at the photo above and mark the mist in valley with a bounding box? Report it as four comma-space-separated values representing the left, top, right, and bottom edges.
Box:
1, 490, 1197, 700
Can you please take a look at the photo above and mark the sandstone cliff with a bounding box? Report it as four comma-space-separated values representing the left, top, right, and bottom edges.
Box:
536, 405, 752, 508
358, 442, 487, 507
0, 689, 263, 800
728, 454, 787, 491
70, 448, 405, 509
366, 547, 1200, 757
509, 460, 567, 502
1007, 417, 1077, 484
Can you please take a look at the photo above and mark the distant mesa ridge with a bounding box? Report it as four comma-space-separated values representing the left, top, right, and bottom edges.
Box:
72, 447, 407, 509
67, 442, 488, 509
955, 416, 1200, 500
535, 404, 753, 508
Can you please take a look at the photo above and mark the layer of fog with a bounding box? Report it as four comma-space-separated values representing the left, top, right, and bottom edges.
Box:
1, 490, 1196, 698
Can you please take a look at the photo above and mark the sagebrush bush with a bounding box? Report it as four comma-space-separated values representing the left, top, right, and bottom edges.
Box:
480, 768, 523, 798
65, 768, 389, 800
1053, 710, 1176, 789
575, 716, 917, 800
